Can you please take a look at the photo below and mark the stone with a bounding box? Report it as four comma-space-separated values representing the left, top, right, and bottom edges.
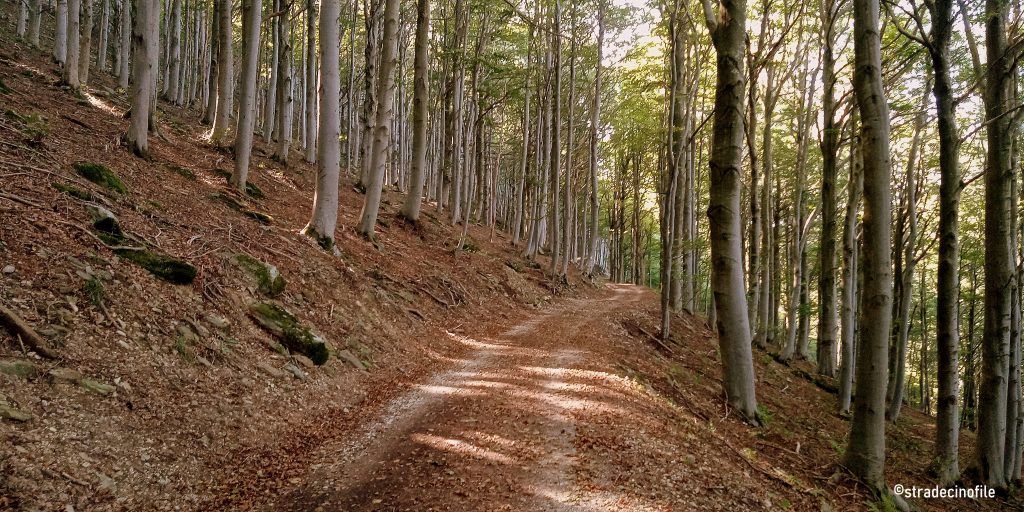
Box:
175, 324, 197, 342
284, 363, 307, 381
248, 302, 328, 364
49, 368, 84, 383
79, 378, 115, 395
293, 354, 316, 369
206, 314, 230, 329
256, 362, 285, 378
337, 349, 368, 371
0, 359, 38, 379
0, 404, 32, 422
2, 265, 14, 274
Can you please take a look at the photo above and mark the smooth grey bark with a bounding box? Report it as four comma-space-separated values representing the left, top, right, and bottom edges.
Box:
163, 0, 182, 102
399, 0, 429, 222
303, 0, 341, 249
817, 0, 839, 377
263, 0, 280, 141
17, 0, 28, 39
27, 0, 41, 47
210, 0, 233, 144
978, 0, 1013, 490
701, 0, 759, 424
202, 3, 218, 124
843, 0, 896, 496
586, 1, 604, 276
127, 0, 155, 156
356, 0, 399, 236
886, 77, 929, 423
303, 0, 317, 163
273, 11, 294, 164
78, 0, 94, 85
55, 0, 68, 64
97, 0, 110, 70
924, 0, 961, 485
547, 0, 563, 275
117, 0, 130, 88
64, 0, 81, 89
231, 0, 262, 192
838, 120, 861, 416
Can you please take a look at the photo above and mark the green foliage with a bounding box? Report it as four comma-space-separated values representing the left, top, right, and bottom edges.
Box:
756, 404, 774, 427
115, 249, 197, 285
82, 277, 106, 308
174, 336, 195, 362
5, 110, 48, 144
52, 182, 94, 201
74, 161, 127, 193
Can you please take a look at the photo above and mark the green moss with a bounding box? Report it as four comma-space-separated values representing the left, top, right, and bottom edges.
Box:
0, 78, 10, 94
115, 249, 196, 285
213, 193, 272, 225
245, 181, 264, 199
248, 302, 328, 365
169, 165, 196, 180
302, 227, 334, 251
74, 161, 127, 193
213, 168, 231, 179
52, 182, 95, 201
233, 253, 286, 296
82, 277, 106, 308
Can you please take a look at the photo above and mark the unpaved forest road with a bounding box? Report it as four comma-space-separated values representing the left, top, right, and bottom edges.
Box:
278, 284, 648, 511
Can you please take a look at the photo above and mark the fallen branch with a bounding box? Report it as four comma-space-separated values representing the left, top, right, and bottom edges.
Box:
0, 303, 59, 359
0, 191, 43, 208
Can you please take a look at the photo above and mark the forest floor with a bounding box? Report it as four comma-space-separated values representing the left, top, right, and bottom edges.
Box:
1, 14, 1022, 512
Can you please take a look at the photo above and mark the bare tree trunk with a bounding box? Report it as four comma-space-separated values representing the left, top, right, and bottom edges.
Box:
127, 0, 155, 156
78, 0, 94, 85
210, 0, 233, 144
17, 0, 29, 39
701, 0, 759, 424
586, 1, 604, 275
302, 0, 341, 250
117, 0, 130, 88
547, 0, 563, 275
356, 0, 399, 236
303, 0, 318, 163
843, 0, 897, 498
164, 0, 182, 102
55, 0, 68, 64
400, 0, 429, 222
838, 119, 861, 416
231, 0, 262, 192
978, 0, 1013, 490
97, 0, 110, 70
64, 0, 81, 89
925, 0, 961, 485
273, 9, 294, 164
817, 0, 839, 377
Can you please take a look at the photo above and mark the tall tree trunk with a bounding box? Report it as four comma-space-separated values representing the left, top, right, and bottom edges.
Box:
64, 0, 81, 89
97, 0, 109, 70
302, 0, 341, 250
701, 0, 759, 424
926, 0, 962, 485
843, 0, 896, 497
273, 9, 294, 164
817, 0, 839, 377
54, 0, 68, 64
978, 0, 1013, 490
547, 0, 563, 275
117, 0, 130, 88
163, 0, 182, 102
356, 0, 399, 236
887, 77, 929, 423
231, 0, 263, 192
210, 0, 233, 144
585, 0, 604, 276
303, 0, 317, 163
127, 0, 155, 156
78, 0, 94, 85
399, 0, 430, 222
27, 0, 41, 47
838, 118, 861, 416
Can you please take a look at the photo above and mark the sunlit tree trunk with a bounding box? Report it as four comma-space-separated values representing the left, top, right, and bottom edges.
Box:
701, 0, 759, 424
400, 0, 429, 222
54, 0, 68, 64
210, 0, 233, 144
303, 0, 318, 163
231, 0, 263, 192
127, 0, 155, 156
78, 0, 94, 85
64, 0, 82, 89
303, 0, 341, 249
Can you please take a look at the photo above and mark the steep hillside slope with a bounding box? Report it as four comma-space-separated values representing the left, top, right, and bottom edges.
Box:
0, 30, 582, 511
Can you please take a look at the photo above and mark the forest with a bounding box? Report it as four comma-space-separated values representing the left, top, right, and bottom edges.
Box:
2, 0, 1024, 508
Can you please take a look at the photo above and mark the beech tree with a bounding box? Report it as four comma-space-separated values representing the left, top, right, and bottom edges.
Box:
230, 0, 262, 192
700, 0, 759, 424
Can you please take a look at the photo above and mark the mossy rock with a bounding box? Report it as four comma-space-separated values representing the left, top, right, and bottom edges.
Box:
115, 249, 196, 285
74, 161, 127, 193
85, 204, 123, 238
169, 165, 196, 180
245, 181, 265, 199
248, 302, 328, 365
233, 253, 286, 296
52, 182, 94, 201
0, 360, 39, 379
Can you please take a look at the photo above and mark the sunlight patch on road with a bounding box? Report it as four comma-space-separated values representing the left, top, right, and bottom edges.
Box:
410, 433, 518, 465
416, 384, 487, 397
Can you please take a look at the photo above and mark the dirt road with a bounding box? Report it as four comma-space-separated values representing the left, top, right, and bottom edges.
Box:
277, 284, 649, 511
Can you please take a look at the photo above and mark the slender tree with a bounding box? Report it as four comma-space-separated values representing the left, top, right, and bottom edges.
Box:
231, 0, 263, 192
399, 0, 430, 222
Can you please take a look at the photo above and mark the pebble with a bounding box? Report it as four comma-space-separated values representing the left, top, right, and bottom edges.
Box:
2, 265, 14, 274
